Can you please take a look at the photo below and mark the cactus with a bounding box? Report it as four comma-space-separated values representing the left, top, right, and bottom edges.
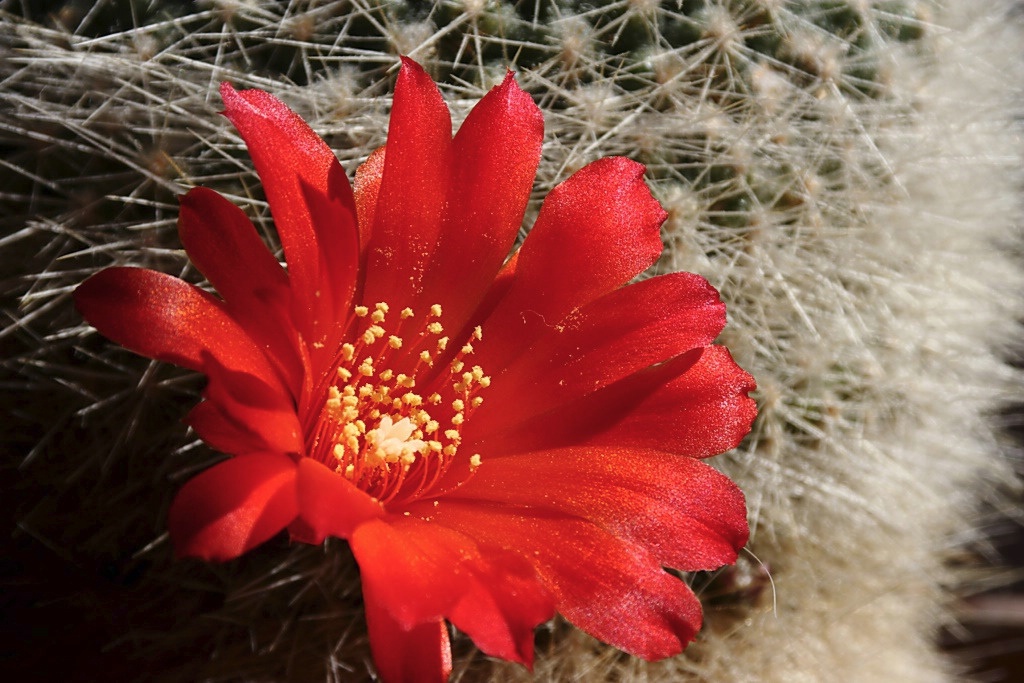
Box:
2, 1, 1020, 680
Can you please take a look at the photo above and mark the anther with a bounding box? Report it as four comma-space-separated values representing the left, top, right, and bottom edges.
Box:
319, 299, 491, 503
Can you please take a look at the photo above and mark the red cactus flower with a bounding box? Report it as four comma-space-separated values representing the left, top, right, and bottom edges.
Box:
75, 58, 757, 682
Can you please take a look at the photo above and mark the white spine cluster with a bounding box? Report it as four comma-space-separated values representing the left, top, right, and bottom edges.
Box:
1, 1, 1020, 681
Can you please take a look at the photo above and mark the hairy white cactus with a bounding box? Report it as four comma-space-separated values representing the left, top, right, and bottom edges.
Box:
2, 1, 1020, 680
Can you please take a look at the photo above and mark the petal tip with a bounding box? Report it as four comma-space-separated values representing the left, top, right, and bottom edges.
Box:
218, 81, 241, 113
398, 55, 427, 77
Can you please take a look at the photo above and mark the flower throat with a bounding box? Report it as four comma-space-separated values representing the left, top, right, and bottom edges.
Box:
310, 302, 489, 504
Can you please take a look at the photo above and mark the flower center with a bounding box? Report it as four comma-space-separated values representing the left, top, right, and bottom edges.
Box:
312, 302, 488, 504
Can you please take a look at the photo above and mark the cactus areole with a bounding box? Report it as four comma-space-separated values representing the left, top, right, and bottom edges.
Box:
74, 58, 757, 682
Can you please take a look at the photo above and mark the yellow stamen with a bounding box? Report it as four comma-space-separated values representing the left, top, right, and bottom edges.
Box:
316, 301, 489, 504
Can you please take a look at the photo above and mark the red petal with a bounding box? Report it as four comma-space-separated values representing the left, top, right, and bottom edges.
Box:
585, 345, 757, 456
289, 458, 383, 543
75, 267, 280, 386
178, 186, 305, 393
297, 162, 360, 359
430, 502, 704, 659
362, 58, 452, 312
177, 186, 289, 307
168, 452, 298, 561
198, 356, 303, 454
350, 518, 488, 628
472, 345, 756, 460
185, 401, 273, 455
220, 83, 358, 347
354, 145, 385, 260
364, 597, 452, 683
477, 157, 666, 367
471, 248, 519, 325
351, 517, 550, 666
467, 272, 725, 436
446, 551, 553, 667
445, 447, 748, 572
421, 72, 543, 331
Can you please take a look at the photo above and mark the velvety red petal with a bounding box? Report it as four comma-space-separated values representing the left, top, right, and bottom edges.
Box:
445, 447, 748, 572
185, 401, 272, 455
471, 248, 519, 325
289, 458, 383, 543
446, 551, 553, 667
350, 518, 489, 628
467, 272, 726, 437
220, 83, 358, 347
178, 187, 304, 393
364, 596, 452, 683
585, 345, 758, 455
476, 157, 667, 368
168, 452, 298, 561
478, 346, 756, 459
177, 186, 289, 307
362, 58, 452, 312
296, 163, 360, 360
351, 517, 550, 666
421, 71, 543, 331
354, 145, 385, 260
74, 267, 280, 386
198, 355, 303, 454
430, 503, 704, 660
